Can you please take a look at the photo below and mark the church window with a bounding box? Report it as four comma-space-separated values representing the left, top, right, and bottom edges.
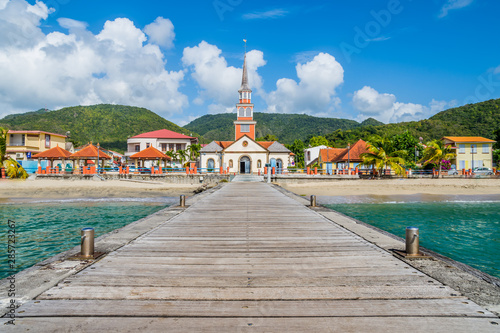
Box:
245, 107, 251, 117
257, 160, 262, 168
229, 159, 233, 168
241, 124, 250, 133
239, 107, 244, 117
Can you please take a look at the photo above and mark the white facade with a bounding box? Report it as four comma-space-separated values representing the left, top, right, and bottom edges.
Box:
304, 145, 328, 166
200, 136, 291, 174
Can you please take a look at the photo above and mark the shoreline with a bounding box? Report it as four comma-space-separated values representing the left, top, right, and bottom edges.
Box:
0, 179, 201, 200
278, 178, 500, 196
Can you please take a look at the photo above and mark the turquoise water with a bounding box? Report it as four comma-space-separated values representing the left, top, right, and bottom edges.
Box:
0, 198, 173, 280
324, 195, 500, 279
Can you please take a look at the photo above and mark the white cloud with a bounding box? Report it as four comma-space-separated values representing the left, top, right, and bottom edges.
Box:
0, 1, 188, 118
494, 65, 500, 75
242, 9, 288, 20
182, 41, 266, 109
57, 18, 88, 31
352, 86, 455, 123
439, 0, 474, 18
144, 17, 175, 49
264, 52, 344, 115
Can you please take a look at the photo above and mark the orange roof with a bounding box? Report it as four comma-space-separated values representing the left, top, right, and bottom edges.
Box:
70, 144, 112, 159
335, 140, 370, 162
257, 141, 275, 149
442, 136, 496, 143
130, 146, 170, 160
319, 148, 346, 162
216, 141, 234, 149
32, 145, 72, 159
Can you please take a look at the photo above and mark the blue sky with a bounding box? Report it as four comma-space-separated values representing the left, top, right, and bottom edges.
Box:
1, 0, 499, 126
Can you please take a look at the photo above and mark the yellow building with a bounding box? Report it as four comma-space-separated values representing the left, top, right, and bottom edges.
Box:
442, 136, 496, 170
6, 130, 67, 161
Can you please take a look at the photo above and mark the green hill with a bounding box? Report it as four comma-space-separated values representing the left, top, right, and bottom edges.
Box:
0, 104, 198, 153
184, 113, 364, 144
185, 99, 500, 146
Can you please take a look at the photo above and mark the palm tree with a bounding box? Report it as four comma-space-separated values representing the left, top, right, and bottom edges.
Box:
420, 139, 456, 178
177, 149, 189, 167
0, 127, 28, 179
187, 143, 201, 162
360, 135, 406, 177
165, 150, 178, 167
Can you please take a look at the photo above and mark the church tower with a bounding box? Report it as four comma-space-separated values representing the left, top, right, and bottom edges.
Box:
234, 50, 256, 140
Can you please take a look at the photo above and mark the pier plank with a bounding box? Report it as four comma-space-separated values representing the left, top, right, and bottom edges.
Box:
13, 181, 499, 332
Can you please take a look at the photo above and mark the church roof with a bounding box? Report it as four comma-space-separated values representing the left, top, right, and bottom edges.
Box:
257, 141, 274, 149
266, 141, 291, 153
238, 53, 251, 92
200, 141, 223, 152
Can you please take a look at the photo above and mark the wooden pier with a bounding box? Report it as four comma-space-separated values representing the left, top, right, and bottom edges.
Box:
5, 180, 499, 331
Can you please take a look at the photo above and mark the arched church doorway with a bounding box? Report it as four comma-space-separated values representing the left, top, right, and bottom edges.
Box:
276, 159, 283, 174
239, 156, 251, 174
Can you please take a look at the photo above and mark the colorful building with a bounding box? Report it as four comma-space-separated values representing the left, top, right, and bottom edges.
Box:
442, 136, 496, 170
126, 129, 198, 167
318, 140, 370, 173
6, 130, 67, 161
304, 145, 329, 167
200, 52, 292, 174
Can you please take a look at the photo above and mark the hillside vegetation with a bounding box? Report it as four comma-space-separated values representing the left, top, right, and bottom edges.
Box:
0, 105, 198, 152
184, 113, 383, 144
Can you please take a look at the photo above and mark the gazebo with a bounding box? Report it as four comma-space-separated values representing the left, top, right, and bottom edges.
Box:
70, 143, 112, 173
32, 145, 72, 174
130, 146, 170, 171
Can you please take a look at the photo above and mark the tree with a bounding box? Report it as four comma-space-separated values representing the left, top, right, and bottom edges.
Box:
165, 150, 178, 166
392, 130, 423, 168
420, 139, 456, 178
0, 127, 28, 179
177, 149, 189, 167
309, 136, 329, 147
187, 143, 201, 162
286, 139, 305, 168
256, 134, 279, 142
360, 135, 406, 177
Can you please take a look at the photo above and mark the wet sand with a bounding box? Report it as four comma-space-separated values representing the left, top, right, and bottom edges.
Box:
278, 178, 500, 197
0, 179, 201, 200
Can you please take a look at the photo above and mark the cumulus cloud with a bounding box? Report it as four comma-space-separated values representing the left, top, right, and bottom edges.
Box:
264, 52, 344, 115
182, 41, 266, 112
144, 17, 175, 49
353, 86, 454, 123
0, 0, 187, 118
439, 0, 474, 18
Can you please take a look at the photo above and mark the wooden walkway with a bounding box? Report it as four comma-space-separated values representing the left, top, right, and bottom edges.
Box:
6, 182, 499, 332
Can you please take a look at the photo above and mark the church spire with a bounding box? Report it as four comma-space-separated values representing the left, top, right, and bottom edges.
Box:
239, 52, 251, 93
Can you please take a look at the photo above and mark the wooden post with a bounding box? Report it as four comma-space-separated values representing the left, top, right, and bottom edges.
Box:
126, 166, 130, 174
314, 167, 317, 175
306, 167, 310, 175
272, 167, 276, 175
220, 166, 223, 174
37, 166, 42, 174
46, 166, 50, 174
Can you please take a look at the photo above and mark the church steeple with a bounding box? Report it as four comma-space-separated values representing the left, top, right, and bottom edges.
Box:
234, 40, 256, 141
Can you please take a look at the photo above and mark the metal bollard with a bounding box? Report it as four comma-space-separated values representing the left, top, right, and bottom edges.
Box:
405, 227, 419, 256
81, 227, 95, 258
310, 195, 317, 207
180, 195, 186, 207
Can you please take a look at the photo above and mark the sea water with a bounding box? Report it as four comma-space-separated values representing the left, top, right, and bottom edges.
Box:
0, 198, 174, 280
323, 194, 500, 279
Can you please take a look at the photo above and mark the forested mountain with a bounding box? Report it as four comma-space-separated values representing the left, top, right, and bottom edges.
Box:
184, 113, 383, 144
0, 105, 198, 152
1, 98, 498, 153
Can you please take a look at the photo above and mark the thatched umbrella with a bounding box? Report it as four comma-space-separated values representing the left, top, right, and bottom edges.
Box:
32, 145, 72, 174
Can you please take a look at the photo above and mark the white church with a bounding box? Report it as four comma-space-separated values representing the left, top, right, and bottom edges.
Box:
199, 52, 293, 174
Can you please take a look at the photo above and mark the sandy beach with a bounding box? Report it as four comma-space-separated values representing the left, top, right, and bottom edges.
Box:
278, 178, 500, 197
0, 179, 201, 200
